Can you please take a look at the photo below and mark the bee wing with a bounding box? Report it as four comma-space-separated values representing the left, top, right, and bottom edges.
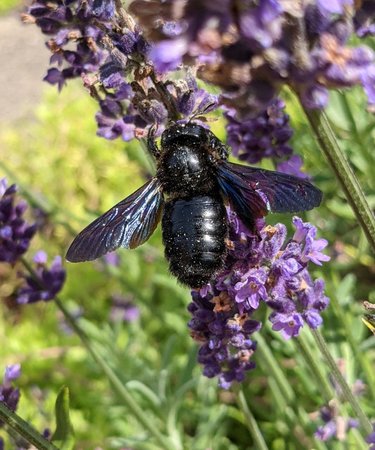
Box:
217, 161, 322, 229
66, 178, 164, 262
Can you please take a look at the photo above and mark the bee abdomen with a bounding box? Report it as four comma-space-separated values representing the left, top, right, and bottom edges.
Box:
162, 195, 227, 288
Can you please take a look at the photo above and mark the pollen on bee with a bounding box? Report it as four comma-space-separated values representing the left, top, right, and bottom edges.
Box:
224, 238, 235, 250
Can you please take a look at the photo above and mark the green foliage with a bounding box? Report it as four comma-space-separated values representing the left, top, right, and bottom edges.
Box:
0, 0, 21, 15
51, 387, 75, 450
0, 82, 374, 449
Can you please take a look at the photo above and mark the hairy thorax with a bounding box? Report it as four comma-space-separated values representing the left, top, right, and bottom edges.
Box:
157, 143, 217, 197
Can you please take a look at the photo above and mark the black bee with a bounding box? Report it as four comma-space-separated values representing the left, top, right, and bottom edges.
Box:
66, 123, 322, 287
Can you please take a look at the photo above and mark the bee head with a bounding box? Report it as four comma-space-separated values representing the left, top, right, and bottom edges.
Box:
161, 123, 210, 148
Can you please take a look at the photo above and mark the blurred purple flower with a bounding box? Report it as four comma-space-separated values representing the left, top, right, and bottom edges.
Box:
149, 38, 187, 73
315, 402, 359, 442
0, 364, 21, 413
110, 295, 140, 323
3, 364, 21, 387
103, 251, 120, 267
366, 425, 375, 450
277, 155, 310, 180
361, 66, 375, 113
58, 306, 84, 335
17, 251, 66, 304
0, 178, 37, 264
317, 0, 353, 15
355, 1, 375, 38
131, 0, 375, 114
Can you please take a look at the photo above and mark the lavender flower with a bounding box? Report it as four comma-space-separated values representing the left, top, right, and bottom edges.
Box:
189, 208, 330, 386
24, 0, 219, 142
315, 403, 359, 442
23, 0, 106, 89
277, 155, 310, 180
0, 364, 21, 413
225, 98, 293, 165
0, 178, 37, 264
366, 425, 375, 450
110, 295, 140, 323
313, 370, 368, 443
17, 251, 66, 304
131, 0, 375, 114
314, 391, 364, 442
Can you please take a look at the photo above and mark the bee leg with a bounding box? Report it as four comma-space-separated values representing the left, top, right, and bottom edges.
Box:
208, 131, 229, 160
147, 124, 161, 159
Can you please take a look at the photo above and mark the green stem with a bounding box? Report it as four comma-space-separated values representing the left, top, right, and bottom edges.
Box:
300, 106, 375, 253
20, 259, 175, 450
255, 333, 295, 403
295, 332, 334, 402
329, 271, 375, 401
237, 389, 269, 450
0, 402, 58, 450
311, 329, 372, 435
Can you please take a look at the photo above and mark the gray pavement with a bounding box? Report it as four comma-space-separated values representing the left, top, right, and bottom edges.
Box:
0, 11, 50, 122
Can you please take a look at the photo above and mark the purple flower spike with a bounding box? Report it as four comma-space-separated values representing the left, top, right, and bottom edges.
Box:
0, 178, 37, 263
0, 364, 21, 413
189, 208, 329, 386
17, 252, 66, 304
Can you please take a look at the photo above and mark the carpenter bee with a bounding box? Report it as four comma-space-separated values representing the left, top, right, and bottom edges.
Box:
66, 123, 322, 288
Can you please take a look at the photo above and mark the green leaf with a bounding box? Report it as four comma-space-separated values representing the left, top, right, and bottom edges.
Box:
51, 386, 75, 450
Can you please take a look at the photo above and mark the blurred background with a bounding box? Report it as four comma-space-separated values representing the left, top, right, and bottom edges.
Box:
0, 2, 374, 449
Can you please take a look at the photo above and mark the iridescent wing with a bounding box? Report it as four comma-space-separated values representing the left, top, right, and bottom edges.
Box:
217, 161, 322, 229
66, 178, 164, 262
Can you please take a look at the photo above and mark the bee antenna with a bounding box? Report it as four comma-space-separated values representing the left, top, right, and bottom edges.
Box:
188, 102, 216, 123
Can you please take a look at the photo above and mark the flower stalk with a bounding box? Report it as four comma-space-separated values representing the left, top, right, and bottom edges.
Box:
237, 388, 269, 450
300, 105, 375, 253
255, 333, 295, 403
0, 401, 58, 450
295, 332, 334, 402
311, 329, 373, 435
328, 271, 375, 402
